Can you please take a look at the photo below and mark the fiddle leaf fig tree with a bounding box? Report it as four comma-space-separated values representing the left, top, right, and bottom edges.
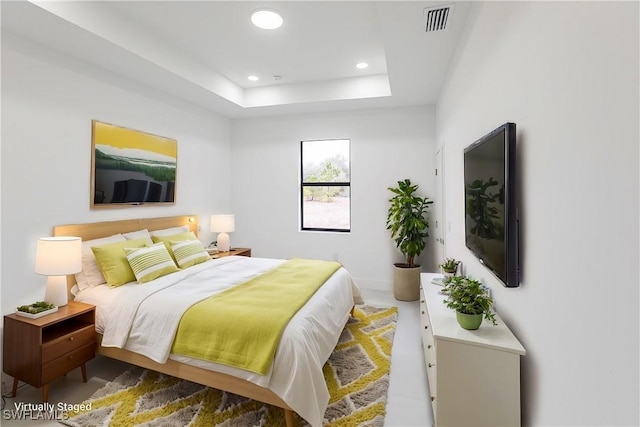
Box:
386, 179, 433, 268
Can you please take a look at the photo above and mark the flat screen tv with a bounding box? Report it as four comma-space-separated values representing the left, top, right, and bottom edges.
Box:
464, 122, 519, 287
91, 120, 177, 208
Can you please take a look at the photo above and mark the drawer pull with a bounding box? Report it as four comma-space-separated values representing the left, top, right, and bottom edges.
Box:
427, 345, 432, 349
421, 310, 425, 314
69, 337, 75, 341
428, 363, 435, 368
421, 300, 425, 303
424, 325, 429, 329
431, 396, 435, 402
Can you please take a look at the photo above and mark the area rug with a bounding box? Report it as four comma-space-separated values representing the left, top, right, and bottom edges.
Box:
62, 305, 398, 427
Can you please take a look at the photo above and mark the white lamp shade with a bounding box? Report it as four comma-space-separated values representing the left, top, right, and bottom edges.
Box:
35, 236, 81, 307
210, 214, 235, 233
35, 236, 82, 276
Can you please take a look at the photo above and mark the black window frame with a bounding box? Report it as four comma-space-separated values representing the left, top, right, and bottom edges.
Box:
300, 139, 351, 232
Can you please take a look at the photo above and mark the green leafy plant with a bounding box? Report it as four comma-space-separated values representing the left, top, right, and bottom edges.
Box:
17, 301, 56, 314
386, 179, 433, 268
442, 276, 497, 325
439, 258, 459, 273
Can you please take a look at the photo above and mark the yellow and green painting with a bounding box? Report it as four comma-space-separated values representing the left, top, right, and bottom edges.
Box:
91, 120, 177, 206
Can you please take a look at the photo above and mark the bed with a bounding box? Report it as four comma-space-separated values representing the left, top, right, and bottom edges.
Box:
54, 215, 361, 427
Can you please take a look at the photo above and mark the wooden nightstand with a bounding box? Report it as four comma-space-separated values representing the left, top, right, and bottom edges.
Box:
211, 247, 252, 258
3, 301, 96, 402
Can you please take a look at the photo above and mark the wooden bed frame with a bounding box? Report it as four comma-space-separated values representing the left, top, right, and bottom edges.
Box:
54, 215, 297, 427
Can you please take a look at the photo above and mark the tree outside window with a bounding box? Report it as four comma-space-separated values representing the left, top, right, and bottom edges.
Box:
301, 139, 350, 232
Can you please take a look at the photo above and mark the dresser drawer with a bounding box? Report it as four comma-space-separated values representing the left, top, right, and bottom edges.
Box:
42, 324, 95, 364
420, 293, 432, 331
425, 346, 437, 406
42, 343, 95, 384
423, 339, 436, 370
420, 290, 438, 405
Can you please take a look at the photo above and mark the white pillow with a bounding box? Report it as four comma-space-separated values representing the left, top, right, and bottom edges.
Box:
75, 234, 126, 291
122, 229, 153, 245
149, 225, 190, 237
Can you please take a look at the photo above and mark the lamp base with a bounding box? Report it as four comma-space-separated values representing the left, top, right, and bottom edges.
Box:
217, 233, 231, 252
44, 275, 68, 307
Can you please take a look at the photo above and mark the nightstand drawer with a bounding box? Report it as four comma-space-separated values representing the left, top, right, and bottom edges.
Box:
42, 343, 94, 384
42, 324, 95, 364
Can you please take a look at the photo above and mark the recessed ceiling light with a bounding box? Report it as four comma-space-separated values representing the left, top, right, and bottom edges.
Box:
356, 62, 369, 69
251, 9, 283, 30
248, 75, 259, 81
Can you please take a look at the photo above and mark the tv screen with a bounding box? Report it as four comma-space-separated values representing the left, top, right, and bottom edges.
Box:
91, 120, 177, 208
464, 123, 519, 287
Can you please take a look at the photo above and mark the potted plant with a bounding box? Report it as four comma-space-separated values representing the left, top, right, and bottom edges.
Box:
439, 258, 460, 277
442, 276, 497, 330
386, 179, 433, 301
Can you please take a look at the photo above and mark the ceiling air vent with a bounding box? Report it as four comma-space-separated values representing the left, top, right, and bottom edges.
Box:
424, 4, 454, 32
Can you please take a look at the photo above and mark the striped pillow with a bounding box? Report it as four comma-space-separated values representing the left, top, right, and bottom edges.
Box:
171, 239, 211, 268
125, 243, 179, 284
151, 231, 198, 263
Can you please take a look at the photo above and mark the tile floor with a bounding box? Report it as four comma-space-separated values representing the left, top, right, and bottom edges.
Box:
362, 288, 432, 427
2, 288, 433, 426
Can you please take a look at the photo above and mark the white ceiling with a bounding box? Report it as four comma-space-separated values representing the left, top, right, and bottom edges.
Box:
2, 1, 471, 118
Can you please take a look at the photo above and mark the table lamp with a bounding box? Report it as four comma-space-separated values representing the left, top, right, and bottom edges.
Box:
35, 236, 82, 307
210, 214, 235, 252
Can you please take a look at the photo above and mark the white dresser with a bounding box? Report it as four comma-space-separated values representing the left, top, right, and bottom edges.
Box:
420, 273, 526, 427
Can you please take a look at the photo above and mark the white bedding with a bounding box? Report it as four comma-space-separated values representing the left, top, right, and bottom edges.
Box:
75, 256, 361, 426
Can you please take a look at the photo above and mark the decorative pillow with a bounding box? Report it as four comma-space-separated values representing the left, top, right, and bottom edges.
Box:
91, 238, 148, 287
149, 225, 190, 237
151, 231, 198, 261
75, 234, 126, 291
125, 243, 180, 284
170, 239, 211, 268
122, 229, 153, 245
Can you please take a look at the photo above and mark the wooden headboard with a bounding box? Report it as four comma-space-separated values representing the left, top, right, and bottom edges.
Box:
53, 215, 198, 298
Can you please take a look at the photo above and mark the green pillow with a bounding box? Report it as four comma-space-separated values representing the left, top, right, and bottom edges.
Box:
151, 231, 198, 262
170, 239, 211, 268
125, 243, 180, 284
91, 238, 148, 287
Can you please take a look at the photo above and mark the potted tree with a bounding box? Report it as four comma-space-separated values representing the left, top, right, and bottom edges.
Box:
442, 276, 497, 330
386, 179, 433, 301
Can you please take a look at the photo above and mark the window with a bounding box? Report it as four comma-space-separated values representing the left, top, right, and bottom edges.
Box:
301, 139, 350, 232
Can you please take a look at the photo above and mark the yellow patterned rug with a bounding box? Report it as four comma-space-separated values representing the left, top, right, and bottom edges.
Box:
62, 305, 398, 427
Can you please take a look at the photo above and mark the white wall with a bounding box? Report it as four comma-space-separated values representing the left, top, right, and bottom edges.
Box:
437, 2, 639, 426
231, 106, 436, 290
1, 36, 232, 315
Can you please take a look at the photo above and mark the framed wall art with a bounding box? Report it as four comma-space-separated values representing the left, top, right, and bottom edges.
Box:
91, 120, 177, 208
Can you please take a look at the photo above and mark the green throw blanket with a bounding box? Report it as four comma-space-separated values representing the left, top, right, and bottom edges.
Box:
171, 258, 342, 374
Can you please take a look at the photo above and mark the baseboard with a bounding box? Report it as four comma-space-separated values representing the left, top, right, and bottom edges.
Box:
353, 277, 392, 292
